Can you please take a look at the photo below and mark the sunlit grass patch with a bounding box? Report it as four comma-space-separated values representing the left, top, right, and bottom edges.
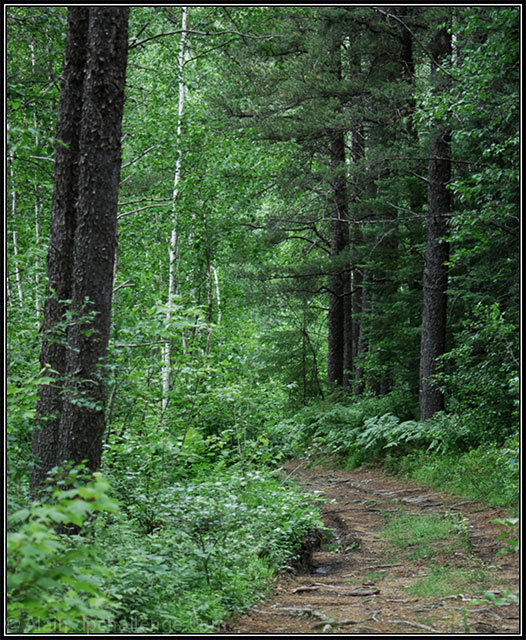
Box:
406, 565, 493, 597
380, 510, 470, 560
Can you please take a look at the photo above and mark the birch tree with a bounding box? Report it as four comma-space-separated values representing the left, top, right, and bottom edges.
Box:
161, 6, 188, 414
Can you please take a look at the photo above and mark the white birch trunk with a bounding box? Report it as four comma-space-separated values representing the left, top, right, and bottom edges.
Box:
162, 6, 188, 413
8, 151, 24, 305
205, 265, 221, 356
31, 43, 43, 324
212, 265, 221, 326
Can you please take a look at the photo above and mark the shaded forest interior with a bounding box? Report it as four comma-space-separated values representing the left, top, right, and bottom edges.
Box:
6, 6, 519, 634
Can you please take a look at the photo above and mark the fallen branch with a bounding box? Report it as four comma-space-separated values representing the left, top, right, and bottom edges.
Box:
312, 610, 382, 630
292, 582, 371, 594
312, 618, 357, 629
253, 606, 328, 621
463, 607, 503, 620
386, 619, 439, 633
292, 585, 323, 594
345, 586, 380, 596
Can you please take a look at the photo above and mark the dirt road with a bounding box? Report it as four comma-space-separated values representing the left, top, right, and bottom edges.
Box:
227, 462, 520, 635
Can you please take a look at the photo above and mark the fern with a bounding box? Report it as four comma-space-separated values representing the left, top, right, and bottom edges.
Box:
356, 413, 400, 457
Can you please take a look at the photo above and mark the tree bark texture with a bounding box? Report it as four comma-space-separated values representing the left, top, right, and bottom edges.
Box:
57, 7, 129, 471
327, 130, 350, 388
31, 8, 90, 492
326, 36, 350, 389
31, 7, 129, 491
419, 25, 451, 421
354, 269, 369, 396
349, 126, 365, 392
342, 264, 353, 392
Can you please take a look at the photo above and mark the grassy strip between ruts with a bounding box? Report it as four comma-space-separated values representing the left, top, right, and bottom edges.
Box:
377, 509, 507, 604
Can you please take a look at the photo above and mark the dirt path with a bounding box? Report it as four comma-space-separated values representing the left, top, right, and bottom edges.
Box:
227, 462, 520, 635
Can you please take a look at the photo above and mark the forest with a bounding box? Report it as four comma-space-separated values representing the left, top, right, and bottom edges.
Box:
6, 5, 520, 635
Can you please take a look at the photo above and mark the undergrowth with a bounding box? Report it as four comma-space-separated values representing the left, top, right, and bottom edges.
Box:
386, 441, 519, 510
105, 465, 324, 633
270, 393, 519, 510
7, 463, 324, 634
8, 386, 518, 633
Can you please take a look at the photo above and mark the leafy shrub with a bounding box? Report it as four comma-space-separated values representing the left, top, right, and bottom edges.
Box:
102, 466, 324, 633
102, 524, 233, 633
455, 439, 519, 506
422, 411, 475, 453
104, 356, 288, 509
270, 393, 518, 512
434, 303, 518, 446
270, 395, 423, 464
7, 468, 119, 634
6, 368, 54, 510
344, 444, 367, 470
269, 400, 378, 461
355, 413, 401, 458
492, 517, 519, 555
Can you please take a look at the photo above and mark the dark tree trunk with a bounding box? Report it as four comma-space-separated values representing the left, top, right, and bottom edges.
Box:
354, 269, 369, 396
342, 265, 353, 392
351, 262, 363, 380
31, 8, 90, 493
349, 125, 365, 392
31, 7, 129, 492
419, 26, 451, 421
57, 7, 129, 472
327, 130, 350, 389
326, 35, 350, 390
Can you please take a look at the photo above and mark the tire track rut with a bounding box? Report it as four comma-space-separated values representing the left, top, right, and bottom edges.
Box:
227, 462, 519, 635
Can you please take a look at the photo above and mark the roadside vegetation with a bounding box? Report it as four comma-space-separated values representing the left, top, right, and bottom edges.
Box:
6, 5, 518, 635
271, 388, 519, 512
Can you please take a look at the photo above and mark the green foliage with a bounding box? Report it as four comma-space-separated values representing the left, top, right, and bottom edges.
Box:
7, 467, 119, 634
269, 391, 420, 463
269, 402, 365, 460
481, 589, 519, 607
381, 510, 470, 560
390, 436, 519, 509
258, 306, 324, 407
271, 394, 457, 465
492, 517, 519, 555
434, 303, 519, 446
101, 466, 323, 633
273, 393, 518, 510
8, 458, 323, 635
356, 414, 417, 458
104, 344, 289, 538
6, 368, 50, 500
6, 5, 520, 634
446, 8, 519, 314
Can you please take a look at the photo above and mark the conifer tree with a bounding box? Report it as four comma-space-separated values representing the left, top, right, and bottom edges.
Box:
419, 23, 451, 421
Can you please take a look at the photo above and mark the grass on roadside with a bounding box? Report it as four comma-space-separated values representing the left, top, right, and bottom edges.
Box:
384, 440, 519, 511
406, 565, 493, 598
380, 510, 470, 561
380, 509, 502, 604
